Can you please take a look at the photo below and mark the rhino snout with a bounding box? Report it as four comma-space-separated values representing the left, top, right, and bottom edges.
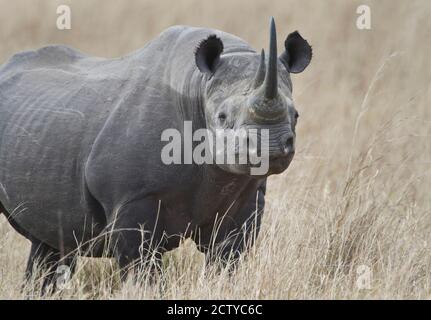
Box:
262, 132, 294, 160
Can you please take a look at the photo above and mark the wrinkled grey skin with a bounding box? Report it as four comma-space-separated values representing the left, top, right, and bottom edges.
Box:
0, 19, 311, 291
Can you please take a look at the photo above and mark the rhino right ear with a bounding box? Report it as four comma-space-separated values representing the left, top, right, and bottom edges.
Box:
195, 34, 224, 75
279, 31, 312, 74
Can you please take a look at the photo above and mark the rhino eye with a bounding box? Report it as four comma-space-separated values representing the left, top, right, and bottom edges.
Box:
218, 112, 227, 122
294, 111, 299, 120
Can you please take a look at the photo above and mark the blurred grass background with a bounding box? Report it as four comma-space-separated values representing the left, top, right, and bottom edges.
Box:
0, 0, 430, 299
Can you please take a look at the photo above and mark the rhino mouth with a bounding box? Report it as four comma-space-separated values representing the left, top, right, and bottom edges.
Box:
267, 151, 295, 174
218, 148, 294, 177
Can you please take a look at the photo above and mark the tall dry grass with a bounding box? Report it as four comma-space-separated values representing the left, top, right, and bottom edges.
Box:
0, 0, 430, 299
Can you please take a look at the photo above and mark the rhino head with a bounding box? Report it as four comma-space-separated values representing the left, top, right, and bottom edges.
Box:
195, 17, 312, 176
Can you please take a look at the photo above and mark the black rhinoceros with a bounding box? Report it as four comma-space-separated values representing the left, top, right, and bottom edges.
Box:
0, 18, 311, 290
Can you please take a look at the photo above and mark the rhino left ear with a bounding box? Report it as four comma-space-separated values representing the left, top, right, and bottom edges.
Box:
195, 34, 224, 75
279, 31, 312, 74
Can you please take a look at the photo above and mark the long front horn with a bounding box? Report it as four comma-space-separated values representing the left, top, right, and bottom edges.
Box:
263, 17, 278, 99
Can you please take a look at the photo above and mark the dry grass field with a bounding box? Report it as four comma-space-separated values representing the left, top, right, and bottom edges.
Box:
0, 0, 430, 299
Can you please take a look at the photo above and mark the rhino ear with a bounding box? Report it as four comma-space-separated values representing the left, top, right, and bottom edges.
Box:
279, 31, 312, 74
195, 34, 224, 74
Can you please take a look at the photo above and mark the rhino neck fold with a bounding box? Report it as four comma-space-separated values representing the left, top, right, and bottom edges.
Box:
191, 165, 260, 227
171, 67, 207, 130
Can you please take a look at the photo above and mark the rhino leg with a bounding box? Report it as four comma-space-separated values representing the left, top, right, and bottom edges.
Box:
201, 181, 266, 269
25, 240, 76, 295
107, 197, 165, 282
0, 202, 76, 294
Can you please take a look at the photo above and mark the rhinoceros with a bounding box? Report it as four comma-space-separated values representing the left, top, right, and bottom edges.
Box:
0, 17, 311, 290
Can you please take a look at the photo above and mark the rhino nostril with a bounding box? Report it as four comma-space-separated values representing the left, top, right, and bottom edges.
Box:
282, 136, 294, 154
